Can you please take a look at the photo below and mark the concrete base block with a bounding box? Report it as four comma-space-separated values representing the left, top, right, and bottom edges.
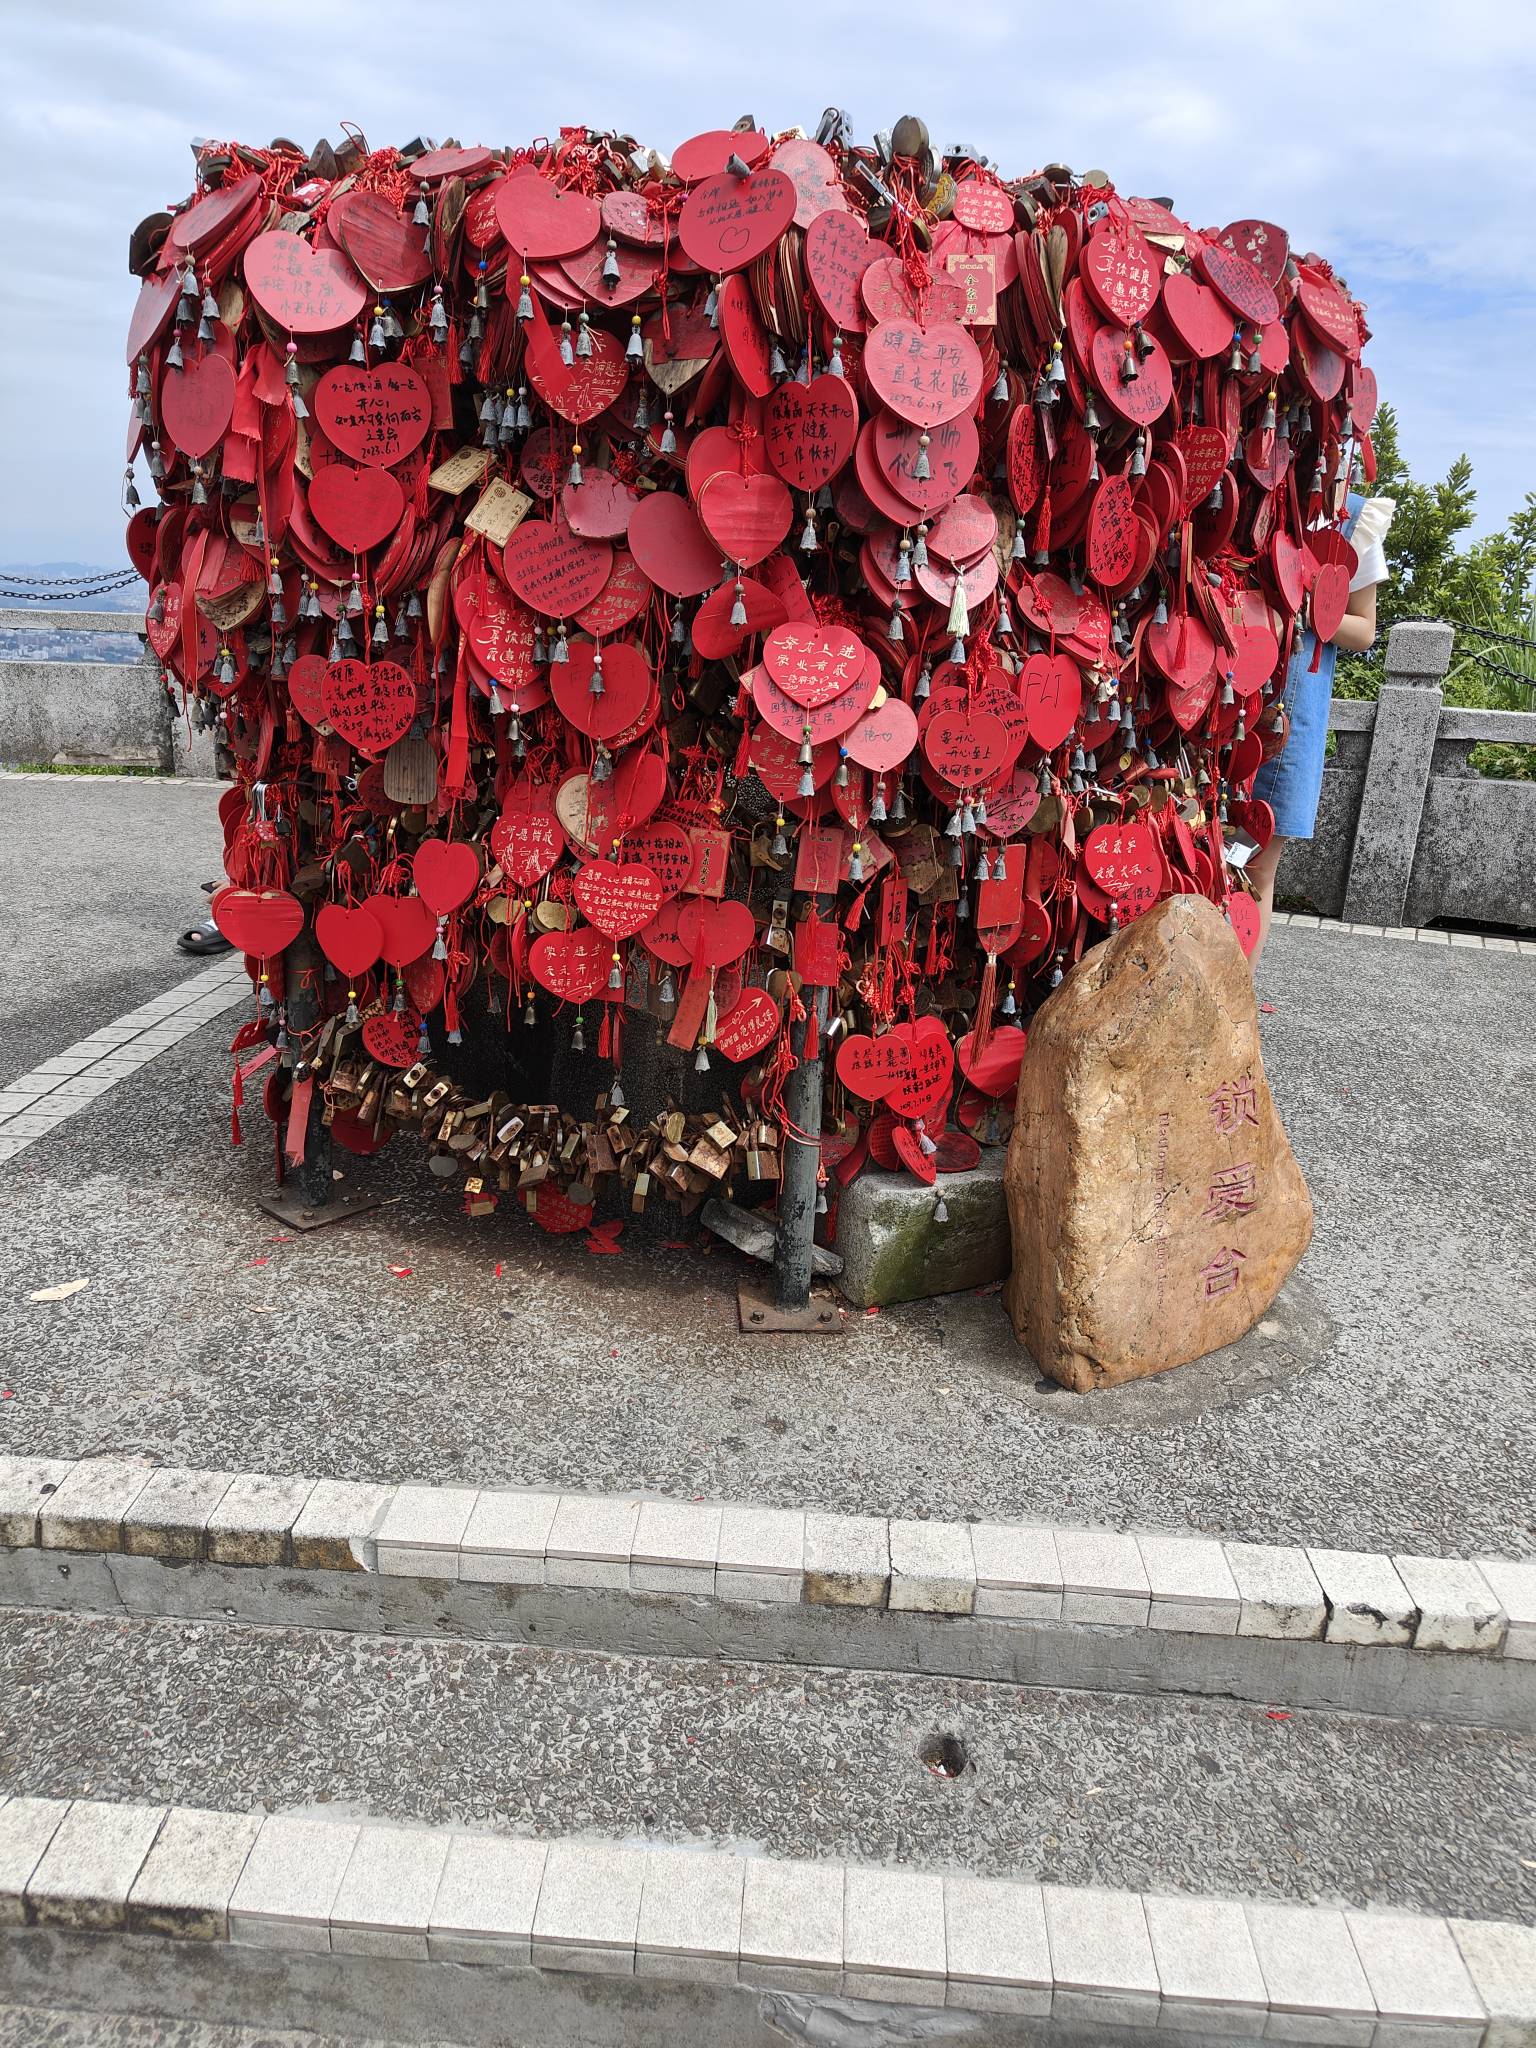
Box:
833, 1156, 1010, 1307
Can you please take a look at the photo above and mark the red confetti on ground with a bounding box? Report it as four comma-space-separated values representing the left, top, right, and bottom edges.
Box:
390, 1266, 413, 1278
243, 1258, 269, 1268
1260, 1001, 1276, 1014
1265, 1709, 1291, 1720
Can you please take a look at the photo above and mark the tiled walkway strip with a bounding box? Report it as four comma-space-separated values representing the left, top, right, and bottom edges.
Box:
0, 955, 249, 1165
0, 1793, 1532, 2039
1268, 913, 1534, 952
2, 1455, 1531, 1664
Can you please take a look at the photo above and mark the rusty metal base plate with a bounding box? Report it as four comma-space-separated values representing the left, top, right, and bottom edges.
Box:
258, 1188, 382, 1232
736, 1279, 844, 1334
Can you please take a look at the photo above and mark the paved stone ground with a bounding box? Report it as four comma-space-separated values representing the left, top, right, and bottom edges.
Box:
0, 776, 223, 1090
3, 1607, 1532, 1924
0, 2013, 433, 2048
1, 775, 1533, 1557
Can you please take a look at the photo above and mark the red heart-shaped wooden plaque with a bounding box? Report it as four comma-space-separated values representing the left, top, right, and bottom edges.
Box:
627, 490, 723, 599
329, 190, 433, 293
1162, 272, 1234, 360
314, 364, 431, 468
315, 902, 384, 978
527, 327, 628, 425
835, 1030, 910, 1103
494, 172, 602, 259
864, 320, 984, 428
716, 274, 773, 398
362, 1006, 421, 1069
923, 706, 1012, 788
502, 519, 613, 618
414, 839, 480, 915
1006, 405, 1042, 516
562, 467, 637, 540
1310, 562, 1351, 643
159, 351, 235, 461
678, 167, 796, 273
763, 622, 869, 711
751, 659, 877, 747
697, 469, 793, 567
713, 986, 780, 1062
861, 257, 968, 328
956, 1025, 1027, 1099
575, 550, 653, 637
1218, 219, 1290, 287
1085, 822, 1161, 899
804, 208, 876, 333
692, 576, 787, 660
1270, 531, 1307, 617
365, 893, 437, 967
490, 800, 562, 886
1089, 326, 1173, 428
1017, 653, 1082, 753
211, 886, 304, 957
843, 697, 919, 774
672, 128, 770, 182
243, 230, 367, 334
1195, 241, 1279, 327
551, 641, 653, 742
676, 897, 755, 968
322, 659, 417, 756
950, 174, 1013, 234
765, 375, 858, 493
1227, 891, 1261, 959
886, 1016, 955, 1120
1296, 273, 1359, 358
1086, 475, 1139, 588
771, 136, 849, 227
1081, 221, 1160, 327
307, 463, 405, 553
573, 859, 666, 940
286, 652, 329, 728
1145, 610, 1215, 689
890, 1124, 938, 1185
625, 819, 694, 898
874, 409, 980, 518
530, 927, 613, 1003
1173, 425, 1231, 516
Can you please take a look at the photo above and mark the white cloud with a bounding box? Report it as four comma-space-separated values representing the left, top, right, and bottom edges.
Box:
1, 0, 1531, 563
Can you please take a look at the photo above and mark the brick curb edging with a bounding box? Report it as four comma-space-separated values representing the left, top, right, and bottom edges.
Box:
1, 1794, 1532, 2043
1270, 913, 1536, 952
0, 954, 248, 1165
2, 1457, 1532, 1738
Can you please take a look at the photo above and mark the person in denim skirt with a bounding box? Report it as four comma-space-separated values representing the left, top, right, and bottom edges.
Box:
1246, 492, 1394, 966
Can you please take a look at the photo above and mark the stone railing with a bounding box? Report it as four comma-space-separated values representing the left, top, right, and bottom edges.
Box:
0, 606, 221, 776
1279, 620, 1536, 932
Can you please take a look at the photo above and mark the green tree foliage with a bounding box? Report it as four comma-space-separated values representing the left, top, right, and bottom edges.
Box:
1335, 406, 1536, 776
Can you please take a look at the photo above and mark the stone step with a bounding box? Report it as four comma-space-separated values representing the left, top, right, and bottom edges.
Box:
2, 1604, 1529, 1931
2, 1455, 1531, 1732
1, 1790, 1532, 2048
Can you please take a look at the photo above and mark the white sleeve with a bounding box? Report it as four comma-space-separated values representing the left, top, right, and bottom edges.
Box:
1348, 497, 1395, 591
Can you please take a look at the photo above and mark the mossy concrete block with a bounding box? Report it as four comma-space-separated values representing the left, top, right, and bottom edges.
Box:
833, 1157, 1010, 1308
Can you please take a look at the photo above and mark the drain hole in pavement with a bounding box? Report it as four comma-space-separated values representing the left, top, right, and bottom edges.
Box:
920, 1732, 970, 1778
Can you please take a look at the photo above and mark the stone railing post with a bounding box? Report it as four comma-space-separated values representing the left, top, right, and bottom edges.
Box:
1340, 621, 1453, 927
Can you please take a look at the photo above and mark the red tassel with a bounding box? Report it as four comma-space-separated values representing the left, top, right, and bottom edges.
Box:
803, 1001, 819, 1064
972, 953, 998, 1058
231, 1063, 244, 1147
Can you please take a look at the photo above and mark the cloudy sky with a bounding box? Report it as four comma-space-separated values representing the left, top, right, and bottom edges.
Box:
3, 0, 1532, 569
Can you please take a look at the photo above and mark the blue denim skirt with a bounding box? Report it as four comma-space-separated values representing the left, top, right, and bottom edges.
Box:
1252, 629, 1336, 841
